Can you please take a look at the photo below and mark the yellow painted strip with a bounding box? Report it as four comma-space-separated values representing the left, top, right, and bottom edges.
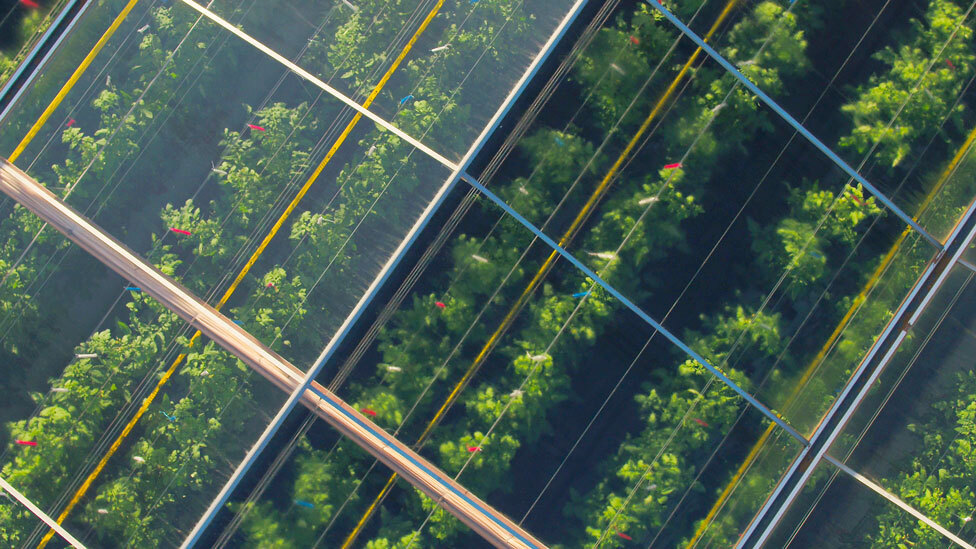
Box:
340, 4, 742, 547
36, 2, 445, 546
9, 0, 143, 163
684, 116, 976, 549
343, 473, 398, 548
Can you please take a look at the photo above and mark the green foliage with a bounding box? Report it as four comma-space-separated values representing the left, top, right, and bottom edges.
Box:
868, 371, 976, 546
840, 0, 975, 168
750, 184, 881, 298
0, 0, 968, 546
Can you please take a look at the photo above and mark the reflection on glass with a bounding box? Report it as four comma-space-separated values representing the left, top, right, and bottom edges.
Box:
764, 458, 960, 548
680, 0, 976, 224
483, 0, 947, 441
689, 422, 801, 548
827, 264, 976, 545
211, 180, 800, 547
0, 0, 68, 88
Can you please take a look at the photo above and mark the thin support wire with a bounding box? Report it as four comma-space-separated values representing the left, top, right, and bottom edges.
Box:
176, 0, 458, 171
643, 0, 943, 250
460, 171, 808, 444
179, 1, 590, 545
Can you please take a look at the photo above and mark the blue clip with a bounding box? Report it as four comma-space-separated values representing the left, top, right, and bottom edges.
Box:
161, 411, 176, 422
572, 291, 590, 298
232, 320, 243, 325
294, 499, 315, 509
124, 286, 141, 292
554, 137, 565, 147
399, 94, 414, 106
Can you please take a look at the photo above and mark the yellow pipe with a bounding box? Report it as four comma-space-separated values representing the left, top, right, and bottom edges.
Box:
683, 106, 976, 549
36, 1, 445, 545
340, 3, 742, 547
9, 0, 142, 163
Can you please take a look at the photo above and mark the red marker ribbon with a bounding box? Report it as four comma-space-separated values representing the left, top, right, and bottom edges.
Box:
16, 440, 37, 446
361, 408, 376, 417
66, 118, 76, 128
20, 0, 40, 9
663, 162, 682, 170
435, 301, 446, 309
617, 532, 632, 541
169, 227, 192, 235
847, 192, 866, 206
629, 35, 639, 45
693, 418, 710, 427
466, 446, 481, 453
247, 124, 266, 131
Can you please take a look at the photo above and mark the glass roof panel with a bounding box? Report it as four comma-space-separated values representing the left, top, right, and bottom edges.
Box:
826, 261, 976, 544
763, 458, 964, 548
200, 0, 576, 163
0, 0, 588, 545
665, 0, 976, 237
464, 0, 948, 439
210, 189, 805, 548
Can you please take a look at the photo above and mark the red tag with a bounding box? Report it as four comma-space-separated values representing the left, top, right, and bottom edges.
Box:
847, 192, 865, 206
947, 59, 957, 70
361, 408, 376, 417
435, 301, 446, 309
16, 440, 37, 446
693, 418, 710, 427
247, 123, 266, 131
629, 35, 639, 45
169, 227, 192, 235
663, 162, 682, 170
617, 531, 632, 541
20, 0, 40, 9
66, 118, 76, 128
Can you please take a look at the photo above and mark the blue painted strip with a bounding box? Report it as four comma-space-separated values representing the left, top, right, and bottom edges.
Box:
305, 385, 540, 548
183, 2, 592, 545
461, 172, 808, 444
0, 0, 87, 125
643, 0, 941, 249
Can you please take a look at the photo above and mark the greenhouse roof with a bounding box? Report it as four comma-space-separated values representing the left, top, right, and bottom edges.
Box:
3, 0, 976, 547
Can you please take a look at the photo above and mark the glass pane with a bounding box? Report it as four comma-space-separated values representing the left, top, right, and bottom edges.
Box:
0, 0, 68, 89
213, 185, 805, 547
0, 1, 462, 376
767, 226, 938, 436
687, 423, 800, 548
0, 235, 290, 548
0, 0, 589, 543
965, 230, 976, 267
827, 262, 976, 543
204, 0, 576, 163
469, 0, 943, 439
665, 0, 976, 231
1, 0, 157, 153
764, 458, 963, 548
